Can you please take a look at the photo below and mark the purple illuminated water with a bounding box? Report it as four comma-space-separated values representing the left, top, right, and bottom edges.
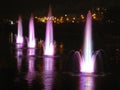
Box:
43, 57, 54, 72
16, 16, 24, 44
16, 46, 23, 73
79, 76, 94, 90
43, 57, 54, 90
43, 11, 55, 88
44, 6, 54, 56
26, 49, 36, 86
43, 19, 55, 89
28, 15, 36, 48
75, 11, 96, 73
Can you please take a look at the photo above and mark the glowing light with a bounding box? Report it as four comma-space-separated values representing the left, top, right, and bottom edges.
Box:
73, 17, 76, 20
72, 21, 75, 23
10, 21, 14, 25
28, 15, 36, 48
96, 7, 100, 11
92, 13, 96, 19
66, 17, 69, 21
35, 16, 38, 19
65, 14, 67, 17
16, 16, 24, 44
81, 14, 85, 19
44, 6, 54, 56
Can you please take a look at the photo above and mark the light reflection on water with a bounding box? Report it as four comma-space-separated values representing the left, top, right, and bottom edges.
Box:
79, 75, 94, 90
14, 47, 114, 90
25, 49, 36, 86
15, 47, 56, 89
43, 57, 55, 90
43, 57, 54, 72
16, 45, 23, 73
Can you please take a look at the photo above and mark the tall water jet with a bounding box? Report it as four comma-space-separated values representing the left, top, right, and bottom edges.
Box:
81, 11, 95, 73
28, 15, 36, 48
74, 11, 96, 73
44, 6, 54, 56
16, 16, 24, 45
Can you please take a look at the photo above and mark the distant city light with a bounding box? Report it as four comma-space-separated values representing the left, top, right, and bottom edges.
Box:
0, 7, 113, 24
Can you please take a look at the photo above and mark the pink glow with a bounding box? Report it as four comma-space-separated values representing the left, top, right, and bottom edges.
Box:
16, 48, 23, 73
25, 49, 36, 86
28, 49, 35, 72
80, 11, 95, 73
43, 57, 54, 90
75, 11, 95, 73
16, 16, 24, 44
79, 76, 94, 90
44, 6, 54, 56
28, 15, 36, 48
43, 73, 54, 90
28, 48, 35, 56
28, 57, 35, 72
43, 57, 54, 72
83, 11, 92, 63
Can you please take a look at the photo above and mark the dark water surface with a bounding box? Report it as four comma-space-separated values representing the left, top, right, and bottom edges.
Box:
0, 22, 120, 90
0, 45, 119, 90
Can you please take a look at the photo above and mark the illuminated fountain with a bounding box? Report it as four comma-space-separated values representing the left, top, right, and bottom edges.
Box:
15, 16, 24, 72
44, 6, 54, 56
42, 5, 55, 88
74, 11, 101, 74
16, 16, 24, 48
27, 15, 36, 48
25, 16, 36, 85
81, 11, 94, 73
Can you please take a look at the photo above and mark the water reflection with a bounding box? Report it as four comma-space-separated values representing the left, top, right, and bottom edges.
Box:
28, 48, 36, 56
43, 57, 54, 72
25, 49, 36, 86
79, 75, 95, 90
43, 57, 55, 90
16, 44, 23, 73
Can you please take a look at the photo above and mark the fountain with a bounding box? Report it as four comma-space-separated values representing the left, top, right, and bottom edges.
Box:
16, 16, 24, 47
74, 11, 99, 74
27, 14, 36, 48
44, 6, 54, 56
42, 5, 55, 88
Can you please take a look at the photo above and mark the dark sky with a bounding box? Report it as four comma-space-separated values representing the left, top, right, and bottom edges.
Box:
0, 0, 120, 17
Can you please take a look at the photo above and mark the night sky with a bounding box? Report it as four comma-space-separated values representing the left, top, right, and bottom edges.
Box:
0, 0, 120, 17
